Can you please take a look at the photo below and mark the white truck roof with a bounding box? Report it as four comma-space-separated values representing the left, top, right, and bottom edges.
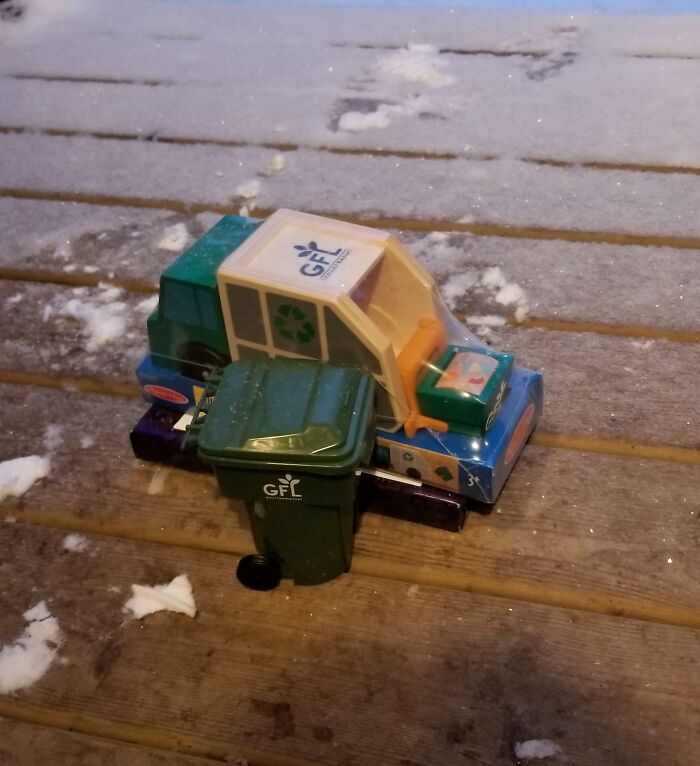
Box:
217, 209, 390, 298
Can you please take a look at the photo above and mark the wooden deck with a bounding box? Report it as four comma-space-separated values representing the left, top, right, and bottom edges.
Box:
1, 3, 699, 764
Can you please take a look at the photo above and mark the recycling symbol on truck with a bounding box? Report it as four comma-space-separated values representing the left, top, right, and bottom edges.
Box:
273, 304, 316, 343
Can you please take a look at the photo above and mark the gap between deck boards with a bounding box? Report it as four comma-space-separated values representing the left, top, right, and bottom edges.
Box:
4, 505, 700, 633
1, 371, 698, 465
2, 124, 699, 177
0, 699, 322, 766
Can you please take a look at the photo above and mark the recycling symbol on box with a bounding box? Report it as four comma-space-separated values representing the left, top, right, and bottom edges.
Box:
274, 304, 316, 344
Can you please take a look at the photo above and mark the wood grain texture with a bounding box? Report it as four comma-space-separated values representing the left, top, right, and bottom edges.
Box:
1, 524, 700, 766
0, 719, 225, 766
2, 384, 699, 625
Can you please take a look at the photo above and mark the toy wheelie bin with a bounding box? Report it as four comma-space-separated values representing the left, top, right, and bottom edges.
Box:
188, 359, 375, 589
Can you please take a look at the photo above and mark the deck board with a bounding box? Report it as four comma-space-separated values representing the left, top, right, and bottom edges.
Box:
1, 524, 700, 766
2, 134, 699, 241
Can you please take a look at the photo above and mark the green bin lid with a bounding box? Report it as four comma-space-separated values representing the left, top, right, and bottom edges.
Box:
196, 359, 374, 471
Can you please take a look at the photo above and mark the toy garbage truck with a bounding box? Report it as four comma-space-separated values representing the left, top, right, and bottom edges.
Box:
134, 209, 543, 507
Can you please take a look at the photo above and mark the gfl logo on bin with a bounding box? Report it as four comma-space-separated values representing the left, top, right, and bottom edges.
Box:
263, 474, 302, 499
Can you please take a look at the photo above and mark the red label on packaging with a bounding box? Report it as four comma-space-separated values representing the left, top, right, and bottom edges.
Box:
505, 403, 535, 465
144, 385, 189, 405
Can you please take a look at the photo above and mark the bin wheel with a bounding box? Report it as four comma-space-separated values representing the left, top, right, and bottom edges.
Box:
236, 554, 282, 591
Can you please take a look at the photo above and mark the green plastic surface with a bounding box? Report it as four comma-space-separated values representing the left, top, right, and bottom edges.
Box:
417, 345, 514, 436
191, 358, 375, 585
163, 215, 261, 289
147, 216, 262, 366
196, 360, 375, 472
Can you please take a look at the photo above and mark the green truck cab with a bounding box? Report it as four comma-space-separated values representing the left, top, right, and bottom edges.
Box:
146, 215, 261, 381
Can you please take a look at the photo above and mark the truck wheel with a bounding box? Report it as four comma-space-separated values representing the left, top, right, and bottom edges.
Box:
236, 554, 282, 591
177, 342, 228, 382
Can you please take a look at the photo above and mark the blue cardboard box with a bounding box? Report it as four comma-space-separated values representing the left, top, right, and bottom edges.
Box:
375, 366, 543, 503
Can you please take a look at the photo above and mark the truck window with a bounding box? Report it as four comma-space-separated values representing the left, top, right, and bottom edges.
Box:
162, 281, 198, 325
196, 289, 220, 331
323, 308, 381, 374
163, 282, 221, 332
226, 283, 266, 344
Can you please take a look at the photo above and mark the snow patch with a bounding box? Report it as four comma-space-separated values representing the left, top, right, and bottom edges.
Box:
465, 315, 507, 327
196, 212, 222, 232
0, 455, 50, 501
62, 533, 89, 553
514, 739, 562, 760
125, 574, 197, 619
136, 295, 159, 314
631, 339, 654, 350
0, 601, 63, 694
480, 266, 530, 322
44, 283, 128, 351
157, 222, 190, 252
79, 435, 95, 449
5, 293, 23, 307
147, 468, 167, 496
43, 424, 63, 452
264, 154, 286, 174
442, 272, 478, 310
377, 44, 455, 88
338, 109, 391, 132
236, 179, 261, 199
0, 0, 90, 44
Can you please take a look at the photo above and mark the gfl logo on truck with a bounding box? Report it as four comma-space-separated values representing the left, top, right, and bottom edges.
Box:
294, 241, 349, 280
263, 474, 302, 499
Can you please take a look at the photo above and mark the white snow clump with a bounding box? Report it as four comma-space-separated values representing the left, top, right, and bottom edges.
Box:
44, 284, 128, 351
157, 222, 190, 252
62, 533, 89, 553
0, 601, 63, 694
125, 574, 197, 619
338, 109, 391, 132
481, 266, 530, 322
514, 739, 562, 760
236, 179, 261, 199
0, 455, 51, 502
377, 43, 455, 87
